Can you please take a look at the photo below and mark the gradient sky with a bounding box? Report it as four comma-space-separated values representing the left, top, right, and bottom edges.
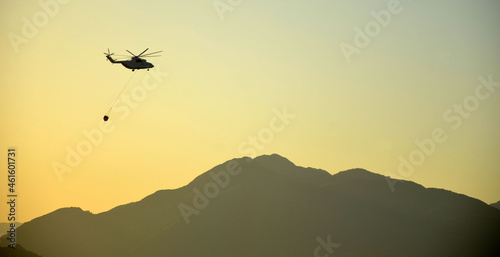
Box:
1, 0, 499, 223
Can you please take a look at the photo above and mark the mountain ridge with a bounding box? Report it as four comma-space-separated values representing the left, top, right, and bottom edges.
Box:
2, 154, 499, 257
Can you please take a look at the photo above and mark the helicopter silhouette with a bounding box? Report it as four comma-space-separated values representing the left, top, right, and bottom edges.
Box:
104, 48, 162, 71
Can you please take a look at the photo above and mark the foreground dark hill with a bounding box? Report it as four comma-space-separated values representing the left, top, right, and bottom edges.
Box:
491, 201, 500, 210
2, 154, 500, 257
0, 245, 41, 257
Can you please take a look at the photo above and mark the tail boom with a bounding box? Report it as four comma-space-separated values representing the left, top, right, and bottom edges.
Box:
106, 55, 118, 63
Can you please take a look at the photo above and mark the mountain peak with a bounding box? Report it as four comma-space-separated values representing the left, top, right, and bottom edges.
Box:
253, 154, 296, 169
249, 154, 332, 186
333, 168, 385, 180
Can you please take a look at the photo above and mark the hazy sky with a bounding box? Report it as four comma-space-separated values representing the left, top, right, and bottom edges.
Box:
1, 0, 499, 222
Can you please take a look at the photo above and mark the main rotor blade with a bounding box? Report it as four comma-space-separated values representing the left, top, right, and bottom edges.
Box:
126, 50, 136, 56
137, 48, 149, 57
141, 50, 162, 57
142, 55, 161, 57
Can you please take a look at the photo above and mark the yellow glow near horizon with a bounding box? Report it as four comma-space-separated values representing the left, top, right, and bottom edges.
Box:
1, 0, 499, 222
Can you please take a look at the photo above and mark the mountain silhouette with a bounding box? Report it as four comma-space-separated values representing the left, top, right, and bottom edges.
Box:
1, 154, 499, 256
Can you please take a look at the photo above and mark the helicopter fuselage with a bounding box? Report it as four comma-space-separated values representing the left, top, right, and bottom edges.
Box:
106, 55, 154, 71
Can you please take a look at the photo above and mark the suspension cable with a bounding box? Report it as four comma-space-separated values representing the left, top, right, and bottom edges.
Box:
103, 71, 137, 121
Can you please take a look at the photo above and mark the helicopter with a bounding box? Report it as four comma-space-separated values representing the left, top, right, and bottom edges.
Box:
104, 48, 162, 71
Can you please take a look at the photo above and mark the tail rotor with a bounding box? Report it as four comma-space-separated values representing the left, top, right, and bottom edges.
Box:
104, 48, 114, 57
